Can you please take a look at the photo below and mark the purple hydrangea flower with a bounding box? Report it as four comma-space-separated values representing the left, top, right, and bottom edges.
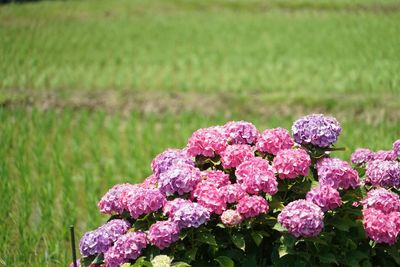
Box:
362, 208, 399, 245
104, 231, 148, 267
98, 184, 138, 215
393, 139, 400, 158
125, 188, 166, 219
361, 188, 400, 214
172, 202, 210, 229
151, 149, 194, 179
187, 126, 227, 157
306, 185, 342, 212
373, 150, 397, 161
163, 198, 192, 217
366, 160, 400, 188
278, 200, 324, 237
224, 121, 260, 145
79, 219, 130, 257
292, 114, 341, 148
317, 157, 360, 189
351, 148, 375, 165
236, 157, 278, 195
148, 221, 180, 250
256, 127, 294, 155
158, 163, 201, 196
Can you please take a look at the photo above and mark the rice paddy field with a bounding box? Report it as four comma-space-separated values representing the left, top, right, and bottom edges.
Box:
0, 0, 399, 266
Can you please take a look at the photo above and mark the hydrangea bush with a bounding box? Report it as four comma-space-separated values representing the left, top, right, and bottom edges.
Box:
76, 115, 400, 267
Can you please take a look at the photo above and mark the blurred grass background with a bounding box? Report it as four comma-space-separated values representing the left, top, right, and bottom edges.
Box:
0, 0, 399, 266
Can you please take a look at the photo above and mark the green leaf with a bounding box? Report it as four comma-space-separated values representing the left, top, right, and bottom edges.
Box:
172, 262, 191, 267
231, 233, 246, 251
273, 222, 287, 233
387, 246, 400, 265
132, 256, 152, 267
281, 234, 296, 249
214, 256, 235, 267
278, 244, 288, 258
319, 252, 338, 264
196, 232, 217, 246
250, 231, 263, 246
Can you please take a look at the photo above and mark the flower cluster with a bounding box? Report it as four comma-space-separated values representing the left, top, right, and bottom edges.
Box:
148, 221, 180, 250
292, 114, 341, 147
273, 148, 311, 179
224, 121, 259, 145
317, 157, 360, 189
278, 200, 324, 237
151, 149, 194, 179
365, 159, 400, 188
220, 144, 254, 169
256, 127, 294, 155
306, 185, 342, 212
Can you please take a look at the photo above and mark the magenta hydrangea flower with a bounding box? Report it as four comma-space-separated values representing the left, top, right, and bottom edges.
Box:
220, 184, 247, 204
201, 170, 231, 188
317, 157, 360, 189
278, 200, 324, 238
192, 182, 226, 214
362, 208, 398, 245
148, 221, 180, 250
151, 149, 194, 179
366, 160, 400, 188
256, 128, 294, 155
361, 188, 400, 214
79, 219, 130, 257
393, 139, 400, 158
187, 126, 227, 157
351, 148, 375, 165
220, 144, 255, 169
158, 163, 201, 195
104, 231, 148, 267
273, 149, 311, 179
125, 188, 166, 219
224, 121, 260, 145
292, 114, 341, 148
236, 158, 278, 195
98, 184, 138, 215
140, 175, 158, 189
163, 198, 192, 217
237, 195, 269, 218
306, 185, 342, 212
373, 150, 397, 161
221, 209, 244, 226
172, 202, 210, 229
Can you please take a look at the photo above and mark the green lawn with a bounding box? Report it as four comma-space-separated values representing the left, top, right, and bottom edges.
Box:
0, 0, 399, 266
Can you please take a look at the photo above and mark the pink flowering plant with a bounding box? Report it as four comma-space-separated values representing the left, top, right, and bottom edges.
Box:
76, 116, 400, 267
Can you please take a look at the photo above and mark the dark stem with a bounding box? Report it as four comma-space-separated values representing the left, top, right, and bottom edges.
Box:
70, 225, 78, 267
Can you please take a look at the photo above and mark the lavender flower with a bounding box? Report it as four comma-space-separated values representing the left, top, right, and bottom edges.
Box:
172, 202, 210, 229
148, 221, 180, 250
158, 163, 201, 195
224, 121, 260, 145
151, 149, 194, 179
306, 185, 342, 212
361, 188, 400, 213
79, 219, 130, 257
317, 157, 360, 189
351, 148, 374, 165
292, 114, 341, 148
125, 188, 166, 219
366, 160, 400, 188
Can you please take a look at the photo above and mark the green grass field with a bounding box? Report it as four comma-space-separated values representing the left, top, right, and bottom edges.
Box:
0, 0, 399, 266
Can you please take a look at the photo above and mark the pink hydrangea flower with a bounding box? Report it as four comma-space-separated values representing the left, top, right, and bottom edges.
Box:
273, 149, 311, 179
151, 149, 194, 179
366, 160, 400, 188
201, 170, 231, 188
158, 163, 201, 195
163, 198, 192, 217
306, 185, 342, 212
192, 182, 226, 214
220, 184, 247, 204
361, 188, 400, 214
104, 232, 148, 267
148, 221, 180, 250
237, 195, 269, 218
224, 121, 260, 145
351, 148, 375, 165
125, 188, 166, 219
221, 209, 244, 226
236, 158, 278, 195
220, 144, 255, 169
256, 128, 294, 155
140, 175, 158, 189
317, 157, 360, 189
373, 150, 397, 161
98, 184, 138, 215
362, 208, 398, 245
278, 200, 324, 238
393, 139, 400, 158
187, 126, 227, 157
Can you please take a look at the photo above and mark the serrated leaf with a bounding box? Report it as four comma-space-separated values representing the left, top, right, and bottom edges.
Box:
214, 256, 235, 267
231, 233, 246, 251
319, 252, 338, 264
250, 231, 263, 246
196, 232, 217, 246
